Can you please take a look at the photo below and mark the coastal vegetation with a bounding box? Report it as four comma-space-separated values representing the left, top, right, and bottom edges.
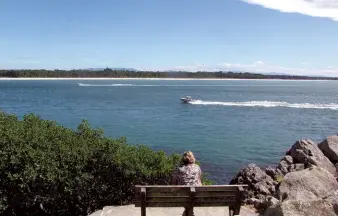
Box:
0, 111, 210, 215
0, 69, 337, 80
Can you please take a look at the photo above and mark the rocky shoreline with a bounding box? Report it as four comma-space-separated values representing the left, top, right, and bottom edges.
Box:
230, 135, 338, 215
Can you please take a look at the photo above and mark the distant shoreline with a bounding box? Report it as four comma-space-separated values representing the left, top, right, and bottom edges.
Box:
0, 77, 336, 81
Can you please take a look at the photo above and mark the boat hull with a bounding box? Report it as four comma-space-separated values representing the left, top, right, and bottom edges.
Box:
180, 98, 195, 103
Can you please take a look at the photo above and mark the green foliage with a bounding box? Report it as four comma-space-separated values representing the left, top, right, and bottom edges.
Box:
275, 175, 284, 184
0, 111, 210, 215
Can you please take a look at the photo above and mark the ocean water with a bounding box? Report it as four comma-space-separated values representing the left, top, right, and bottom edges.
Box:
1, 79, 338, 183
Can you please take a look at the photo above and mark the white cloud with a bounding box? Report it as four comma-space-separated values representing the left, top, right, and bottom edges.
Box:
242, 0, 338, 21
139, 61, 338, 77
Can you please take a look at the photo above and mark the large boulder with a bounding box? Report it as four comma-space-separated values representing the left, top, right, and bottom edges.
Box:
289, 139, 336, 175
230, 164, 274, 203
318, 136, 338, 164
264, 199, 337, 216
277, 166, 338, 201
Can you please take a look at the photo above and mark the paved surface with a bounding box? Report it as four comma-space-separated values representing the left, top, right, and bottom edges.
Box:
90, 205, 258, 216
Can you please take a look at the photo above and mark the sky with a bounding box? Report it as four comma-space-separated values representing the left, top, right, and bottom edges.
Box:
0, 0, 338, 76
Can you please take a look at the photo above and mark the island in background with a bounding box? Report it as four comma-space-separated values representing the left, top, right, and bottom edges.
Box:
1, 68, 338, 80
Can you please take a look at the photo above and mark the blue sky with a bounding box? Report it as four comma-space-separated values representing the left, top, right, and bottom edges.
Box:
1, 0, 338, 76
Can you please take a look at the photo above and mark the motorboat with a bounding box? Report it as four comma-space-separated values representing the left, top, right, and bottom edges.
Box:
180, 96, 194, 103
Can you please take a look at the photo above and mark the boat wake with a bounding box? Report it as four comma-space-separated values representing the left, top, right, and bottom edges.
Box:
188, 100, 338, 110
77, 83, 297, 87
78, 83, 133, 87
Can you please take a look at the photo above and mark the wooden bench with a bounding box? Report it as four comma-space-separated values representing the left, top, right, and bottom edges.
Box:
134, 185, 248, 216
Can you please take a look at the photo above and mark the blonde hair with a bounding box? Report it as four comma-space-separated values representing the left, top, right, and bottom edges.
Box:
182, 151, 196, 165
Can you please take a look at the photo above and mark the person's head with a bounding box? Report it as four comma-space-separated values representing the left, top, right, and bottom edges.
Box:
182, 151, 196, 165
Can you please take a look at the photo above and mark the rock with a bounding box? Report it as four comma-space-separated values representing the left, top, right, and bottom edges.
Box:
289, 163, 305, 172
264, 199, 337, 216
277, 160, 290, 175
318, 136, 338, 164
290, 139, 336, 175
247, 197, 259, 205
265, 166, 276, 179
254, 182, 270, 195
268, 185, 275, 194
230, 163, 273, 184
277, 166, 338, 201
262, 196, 279, 210
274, 168, 284, 177
324, 190, 338, 208
230, 164, 274, 202
247, 198, 264, 210
282, 155, 293, 164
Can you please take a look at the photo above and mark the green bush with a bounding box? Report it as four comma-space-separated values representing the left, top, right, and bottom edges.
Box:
0, 111, 211, 215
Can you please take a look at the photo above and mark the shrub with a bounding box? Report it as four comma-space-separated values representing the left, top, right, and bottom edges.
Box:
0, 111, 211, 215
275, 175, 284, 184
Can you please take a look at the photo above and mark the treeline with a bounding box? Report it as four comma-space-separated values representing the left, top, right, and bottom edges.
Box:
0, 111, 212, 215
0, 69, 337, 80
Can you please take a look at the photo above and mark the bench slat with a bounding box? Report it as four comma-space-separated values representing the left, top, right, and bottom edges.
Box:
135, 201, 237, 207
195, 192, 237, 197
135, 187, 241, 194
135, 195, 236, 203
135, 187, 191, 193
135, 192, 237, 201
136, 192, 190, 197
135, 185, 247, 191
135, 185, 247, 188
195, 187, 240, 192
135, 191, 236, 200
135, 196, 189, 203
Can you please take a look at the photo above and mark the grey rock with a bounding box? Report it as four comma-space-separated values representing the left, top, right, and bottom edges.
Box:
277, 166, 338, 201
254, 182, 270, 195
289, 163, 305, 172
248, 198, 264, 210
265, 166, 276, 179
264, 199, 337, 216
282, 155, 293, 164
230, 164, 274, 202
247, 197, 260, 205
262, 196, 280, 210
318, 136, 338, 164
268, 185, 275, 194
290, 139, 336, 175
324, 190, 338, 209
277, 160, 289, 175
275, 168, 284, 177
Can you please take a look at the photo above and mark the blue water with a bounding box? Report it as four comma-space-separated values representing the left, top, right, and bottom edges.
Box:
1, 79, 338, 183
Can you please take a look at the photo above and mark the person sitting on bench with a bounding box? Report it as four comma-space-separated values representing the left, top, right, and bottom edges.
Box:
172, 151, 202, 215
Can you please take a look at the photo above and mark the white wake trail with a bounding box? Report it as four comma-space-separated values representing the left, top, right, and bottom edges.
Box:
189, 100, 338, 110
78, 83, 132, 87
77, 83, 298, 87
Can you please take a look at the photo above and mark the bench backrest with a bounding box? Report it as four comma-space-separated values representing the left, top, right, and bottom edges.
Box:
134, 185, 248, 208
